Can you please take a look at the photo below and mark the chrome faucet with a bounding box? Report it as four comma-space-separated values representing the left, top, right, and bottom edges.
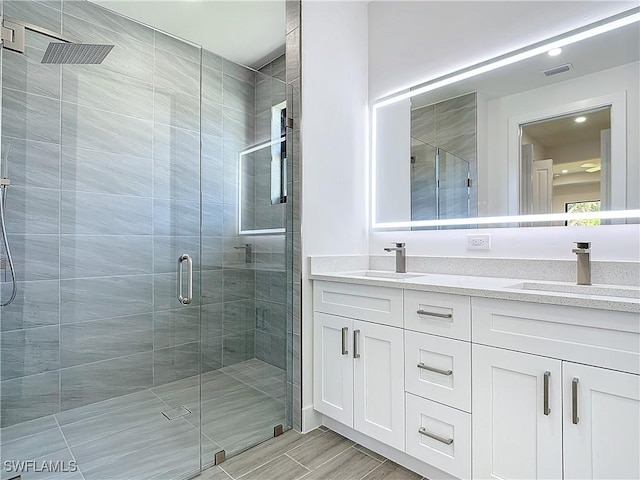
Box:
571, 242, 591, 285
384, 242, 406, 273
234, 244, 253, 264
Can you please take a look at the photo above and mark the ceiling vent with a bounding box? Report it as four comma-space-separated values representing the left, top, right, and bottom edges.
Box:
542, 63, 573, 77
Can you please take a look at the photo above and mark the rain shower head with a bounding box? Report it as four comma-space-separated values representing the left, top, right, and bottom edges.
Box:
41, 42, 114, 65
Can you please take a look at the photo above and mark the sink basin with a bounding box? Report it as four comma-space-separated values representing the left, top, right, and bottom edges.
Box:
345, 270, 426, 280
510, 282, 640, 299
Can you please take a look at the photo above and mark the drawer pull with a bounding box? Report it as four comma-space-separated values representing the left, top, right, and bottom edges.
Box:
543, 371, 551, 416
417, 362, 452, 376
341, 327, 348, 356
418, 427, 453, 445
417, 309, 452, 319
572, 377, 579, 425
353, 329, 361, 358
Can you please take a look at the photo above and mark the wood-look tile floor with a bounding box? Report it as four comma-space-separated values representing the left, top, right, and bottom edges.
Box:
195, 427, 426, 480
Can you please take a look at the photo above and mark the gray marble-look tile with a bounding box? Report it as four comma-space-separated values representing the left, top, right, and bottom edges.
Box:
60, 235, 153, 278
61, 146, 152, 196
55, 389, 157, 426
223, 108, 254, 146
154, 30, 200, 63
61, 191, 152, 235
203, 50, 222, 71
222, 59, 255, 84
2, 46, 61, 99
5, 234, 59, 282
222, 330, 254, 366
154, 306, 200, 350
223, 74, 255, 114
285, 28, 300, 82
60, 313, 153, 368
61, 13, 154, 83
224, 299, 255, 335
362, 461, 423, 480
201, 269, 224, 305
1, 326, 59, 380
223, 268, 254, 302
153, 198, 200, 237
63, 0, 154, 45
241, 454, 309, 480
59, 396, 167, 447
0, 423, 67, 462
60, 351, 153, 411
60, 275, 153, 323
62, 64, 153, 120
302, 447, 382, 480
202, 66, 223, 106
153, 124, 201, 201
3, 186, 59, 235
61, 102, 153, 158
154, 50, 201, 97
2, 139, 60, 189
0, 414, 58, 445
2, 88, 61, 144
288, 430, 355, 470
78, 420, 200, 480
153, 235, 201, 274
201, 303, 223, 341
202, 97, 223, 138
411, 105, 436, 146
154, 88, 201, 132
0, 371, 60, 428
196, 466, 231, 480
201, 235, 223, 269
154, 341, 200, 386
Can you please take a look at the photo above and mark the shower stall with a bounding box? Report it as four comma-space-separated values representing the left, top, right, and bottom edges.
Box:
0, 1, 293, 479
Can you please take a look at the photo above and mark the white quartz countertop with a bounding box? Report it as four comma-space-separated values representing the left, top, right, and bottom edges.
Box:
309, 270, 640, 314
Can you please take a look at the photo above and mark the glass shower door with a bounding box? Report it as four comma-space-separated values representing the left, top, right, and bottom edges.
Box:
0, 2, 202, 479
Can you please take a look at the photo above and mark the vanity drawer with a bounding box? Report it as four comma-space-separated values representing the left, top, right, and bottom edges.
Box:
472, 297, 640, 374
405, 331, 471, 413
404, 290, 471, 341
405, 393, 471, 480
313, 281, 403, 327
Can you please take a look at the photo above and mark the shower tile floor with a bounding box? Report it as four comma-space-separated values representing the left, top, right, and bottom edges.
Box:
0, 359, 286, 480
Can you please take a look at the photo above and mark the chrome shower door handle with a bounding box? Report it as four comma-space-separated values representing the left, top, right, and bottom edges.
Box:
178, 254, 193, 305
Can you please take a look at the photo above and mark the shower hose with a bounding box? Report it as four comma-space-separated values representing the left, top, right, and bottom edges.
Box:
0, 177, 17, 307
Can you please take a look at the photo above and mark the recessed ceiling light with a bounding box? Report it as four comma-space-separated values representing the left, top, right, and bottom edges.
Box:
561, 169, 569, 174
575, 116, 587, 123
548, 48, 562, 56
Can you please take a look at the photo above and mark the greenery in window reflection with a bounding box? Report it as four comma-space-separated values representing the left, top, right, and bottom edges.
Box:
566, 201, 601, 226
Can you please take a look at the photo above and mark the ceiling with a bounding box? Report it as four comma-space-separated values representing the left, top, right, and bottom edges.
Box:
91, 0, 286, 68
523, 108, 611, 148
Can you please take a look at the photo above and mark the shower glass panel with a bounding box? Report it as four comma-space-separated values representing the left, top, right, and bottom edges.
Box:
0, 0, 292, 479
411, 141, 470, 223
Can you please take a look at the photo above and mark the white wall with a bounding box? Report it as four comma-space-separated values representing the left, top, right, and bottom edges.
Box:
368, 1, 637, 100
301, 0, 369, 431
368, 1, 639, 261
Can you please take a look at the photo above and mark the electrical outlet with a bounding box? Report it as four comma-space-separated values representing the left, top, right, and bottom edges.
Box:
467, 234, 491, 250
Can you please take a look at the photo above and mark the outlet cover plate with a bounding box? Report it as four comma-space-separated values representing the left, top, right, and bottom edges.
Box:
467, 234, 491, 250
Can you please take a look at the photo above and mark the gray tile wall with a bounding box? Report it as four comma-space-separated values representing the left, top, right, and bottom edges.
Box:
411, 92, 478, 221
0, 0, 290, 428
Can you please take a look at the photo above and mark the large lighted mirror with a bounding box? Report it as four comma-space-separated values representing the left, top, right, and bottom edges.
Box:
372, 8, 640, 229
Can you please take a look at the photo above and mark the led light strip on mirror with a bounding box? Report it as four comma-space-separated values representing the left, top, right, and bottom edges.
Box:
370, 7, 640, 230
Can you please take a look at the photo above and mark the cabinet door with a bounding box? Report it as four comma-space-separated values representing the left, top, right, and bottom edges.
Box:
353, 320, 405, 450
313, 312, 353, 427
563, 362, 640, 480
473, 344, 562, 479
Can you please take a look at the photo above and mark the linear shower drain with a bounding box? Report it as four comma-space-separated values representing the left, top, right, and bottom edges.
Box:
162, 405, 191, 420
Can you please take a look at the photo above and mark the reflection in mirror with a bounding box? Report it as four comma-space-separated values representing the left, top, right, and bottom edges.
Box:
520, 107, 610, 223
372, 8, 640, 229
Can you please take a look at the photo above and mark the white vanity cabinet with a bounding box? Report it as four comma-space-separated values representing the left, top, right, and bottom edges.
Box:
313, 282, 405, 450
473, 298, 640, 480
